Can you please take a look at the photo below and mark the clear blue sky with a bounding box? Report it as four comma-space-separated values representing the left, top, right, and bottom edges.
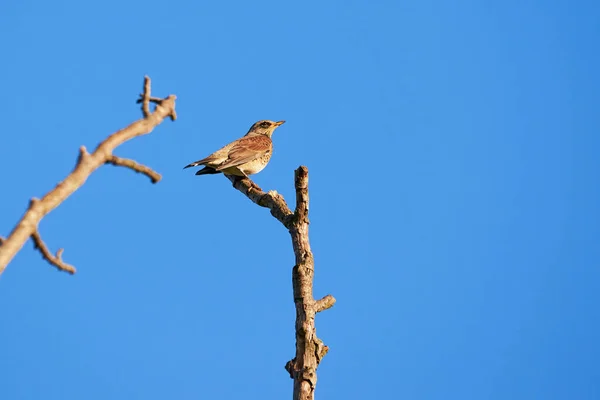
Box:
1, 0, 599, 399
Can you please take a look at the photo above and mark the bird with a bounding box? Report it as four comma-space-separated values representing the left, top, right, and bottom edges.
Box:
183, 120, 285, 177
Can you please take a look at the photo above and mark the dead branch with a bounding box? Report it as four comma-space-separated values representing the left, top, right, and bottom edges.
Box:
315, 295, 336, 313
0, 76, 176, 276
31, 227, 76, 274
228, 167, 336, 400
225, 175, 294, 227
106, 155, 161, 183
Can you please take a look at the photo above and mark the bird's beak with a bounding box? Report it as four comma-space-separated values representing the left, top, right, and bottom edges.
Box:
275, 120, 286, 126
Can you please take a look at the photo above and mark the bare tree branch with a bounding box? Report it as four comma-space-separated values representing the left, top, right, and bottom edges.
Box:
225, 175, 294, 227
228, 166, 336, 400
106, 155, 162, 183
31, 227, 76, 275
0, 76, 176, 276
315, 295, 336, 313
136, 76, 177, 121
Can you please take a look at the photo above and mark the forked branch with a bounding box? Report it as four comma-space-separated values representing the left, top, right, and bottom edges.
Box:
31, 228, 76, 274
227, 167, 336, 400
0, 76, 176, 276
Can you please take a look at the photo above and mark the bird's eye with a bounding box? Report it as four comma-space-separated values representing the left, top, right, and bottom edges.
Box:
260, 122, 271, 128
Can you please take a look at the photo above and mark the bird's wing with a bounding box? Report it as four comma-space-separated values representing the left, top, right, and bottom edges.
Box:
215, 135, 272, 171
183, 153, 221, 169
183, 141, 236, 169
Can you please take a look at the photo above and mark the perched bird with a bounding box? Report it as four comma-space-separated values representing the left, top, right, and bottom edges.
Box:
183, 120, 285, 177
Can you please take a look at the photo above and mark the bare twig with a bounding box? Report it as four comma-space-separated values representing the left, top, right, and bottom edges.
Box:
106, 155, 162, 183
136, 76, 177, 121
315, 295, 336, 313
227, 166, 335, 400
0, 76, 176, 276
31, 229, 76, 274
138, 76, 152, 117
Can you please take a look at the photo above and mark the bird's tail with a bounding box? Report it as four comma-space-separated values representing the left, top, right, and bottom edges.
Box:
183, 160, 203, 169
195, 167, 220, 176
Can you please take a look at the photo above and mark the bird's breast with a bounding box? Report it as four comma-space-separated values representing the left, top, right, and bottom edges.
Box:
240, 153, 273, 175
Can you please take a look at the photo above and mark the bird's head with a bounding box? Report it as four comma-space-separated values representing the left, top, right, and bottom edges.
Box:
246, 120, 285, 138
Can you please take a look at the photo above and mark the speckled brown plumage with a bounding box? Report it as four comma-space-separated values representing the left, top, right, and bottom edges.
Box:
184, 120, 285, 177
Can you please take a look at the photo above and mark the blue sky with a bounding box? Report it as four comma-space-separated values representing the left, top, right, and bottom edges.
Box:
1, 0, 599, 399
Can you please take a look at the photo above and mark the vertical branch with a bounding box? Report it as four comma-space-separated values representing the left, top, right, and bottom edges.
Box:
230, 168, 336, 399
285, 166, 334, 400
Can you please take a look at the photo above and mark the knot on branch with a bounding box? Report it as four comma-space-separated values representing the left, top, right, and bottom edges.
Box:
284, 360, 318, 388
77, 146, 90, 165
300, 367, 317, 387
261, 190, 280, 207
315, 338, 329, 363
285, 358, 295, 379
285, 337, 329, 380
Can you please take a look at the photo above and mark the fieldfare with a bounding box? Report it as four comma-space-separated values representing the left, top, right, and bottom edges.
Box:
183, 120, 285, 177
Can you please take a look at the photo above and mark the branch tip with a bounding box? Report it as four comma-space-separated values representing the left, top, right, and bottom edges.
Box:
31, 231, 76, 274
315, 294, 336, 313
137, 76, 152, 117
294, 165, 309, 189
106, 155, 162, 183
294, 166, 309, 219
